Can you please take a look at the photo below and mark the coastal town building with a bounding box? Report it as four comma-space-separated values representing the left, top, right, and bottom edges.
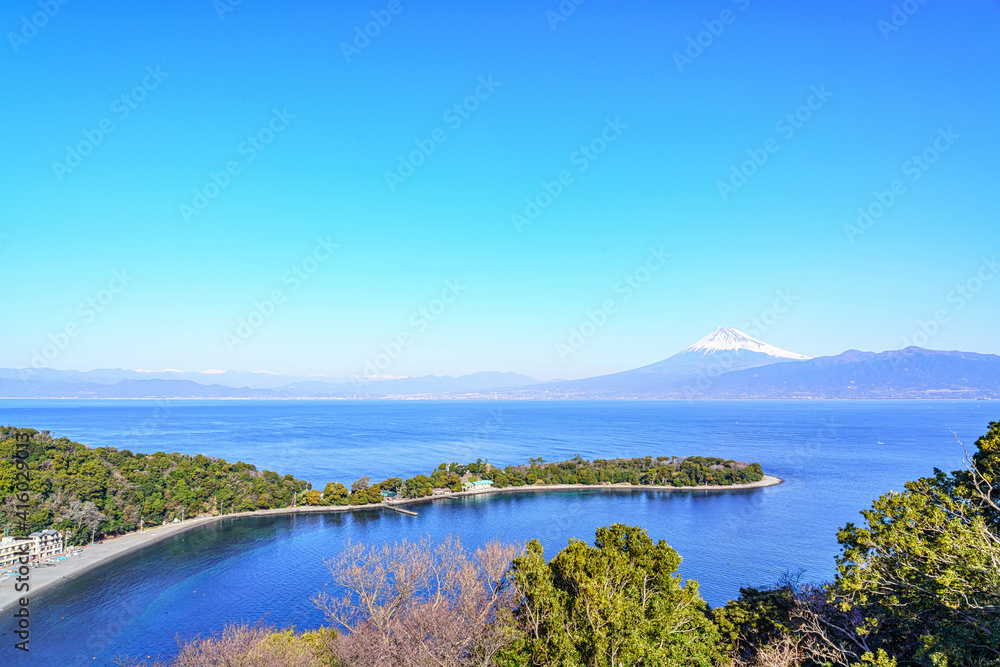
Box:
0, 537, 27, 568
32, 529, 64, 558
462, 479, 494, 491
0, 529, 65, 568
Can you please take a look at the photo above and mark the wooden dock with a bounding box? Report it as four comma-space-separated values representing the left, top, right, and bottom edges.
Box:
384, 504, 418, 516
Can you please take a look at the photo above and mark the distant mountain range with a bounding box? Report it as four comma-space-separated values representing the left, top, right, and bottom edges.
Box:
518, 327, 813, 397
2, 328, 998, 399
0, 367, 341, 389
696, 346, 1000, 399
0, 369, 540, 399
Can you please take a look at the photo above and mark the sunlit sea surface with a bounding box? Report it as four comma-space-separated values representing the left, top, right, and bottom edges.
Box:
0, 399, 991, 665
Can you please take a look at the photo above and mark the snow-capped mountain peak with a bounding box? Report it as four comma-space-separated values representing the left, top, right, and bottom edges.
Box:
681, 327, 811, 360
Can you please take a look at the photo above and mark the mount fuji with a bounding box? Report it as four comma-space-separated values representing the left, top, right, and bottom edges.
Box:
494, 328, 1000, 399
515, 327, 812, 397
679, 327, 810, 360
638, 327, 810, 376
2, 327, 999, 399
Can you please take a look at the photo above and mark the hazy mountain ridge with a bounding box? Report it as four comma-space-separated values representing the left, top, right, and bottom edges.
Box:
499, 328, 813, 396
0, 378, 283, 399
0, 370, 540, 399
0, 368, 340, 389
3, 329, 997, 399
696, 347, 1000, 399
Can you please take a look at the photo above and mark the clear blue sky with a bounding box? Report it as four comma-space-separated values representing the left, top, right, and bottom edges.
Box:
2, 0, 998, 380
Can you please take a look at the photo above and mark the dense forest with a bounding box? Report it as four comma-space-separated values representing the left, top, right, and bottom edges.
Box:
0, 426, 762, 544
0, 427, 311, 544
112, 420, 1000, 667
395, 455, 763, 499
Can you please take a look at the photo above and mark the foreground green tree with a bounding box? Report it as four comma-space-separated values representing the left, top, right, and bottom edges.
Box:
832, 423, 1000, 666
507, 523, 723, 666
708, 422, 1000, 667
712, 582, 799, 665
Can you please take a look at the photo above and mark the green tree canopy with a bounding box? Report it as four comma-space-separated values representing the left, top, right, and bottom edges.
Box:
509, 523, 723, 666
350, 476, 370, 494
834, 422, 1000, 665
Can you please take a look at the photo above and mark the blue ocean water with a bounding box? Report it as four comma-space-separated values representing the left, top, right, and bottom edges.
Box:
0, 399, 993, 665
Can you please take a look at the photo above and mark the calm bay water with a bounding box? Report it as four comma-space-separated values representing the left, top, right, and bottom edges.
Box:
0, 399, 993, 665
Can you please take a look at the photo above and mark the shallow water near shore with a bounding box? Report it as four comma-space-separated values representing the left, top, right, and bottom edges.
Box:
0, 399, 992, 664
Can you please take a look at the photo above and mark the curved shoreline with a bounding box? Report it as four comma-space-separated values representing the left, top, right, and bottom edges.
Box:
0, 475, 781, 614
402, 474, 783, 503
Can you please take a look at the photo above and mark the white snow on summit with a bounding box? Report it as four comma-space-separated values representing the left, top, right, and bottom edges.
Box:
681, 327, 811, 360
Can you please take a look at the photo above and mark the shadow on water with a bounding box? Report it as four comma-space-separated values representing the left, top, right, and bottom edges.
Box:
0, 400, 988, 664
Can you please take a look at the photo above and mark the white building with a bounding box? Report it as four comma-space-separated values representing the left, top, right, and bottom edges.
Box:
31, 529, 64, 558
0, 529, 65, 568
0, 537, 29, 568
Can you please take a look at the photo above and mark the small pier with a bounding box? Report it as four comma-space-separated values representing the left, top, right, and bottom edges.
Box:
385, 504, 418, 516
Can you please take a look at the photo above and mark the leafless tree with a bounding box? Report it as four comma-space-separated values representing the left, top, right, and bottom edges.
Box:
64, 499, 107, 537
729, 634, 806, 667
313, 534, 523, 667
112, 622, 332, 667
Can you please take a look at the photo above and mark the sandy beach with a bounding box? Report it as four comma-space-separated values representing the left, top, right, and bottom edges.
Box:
0, 474, 781, 614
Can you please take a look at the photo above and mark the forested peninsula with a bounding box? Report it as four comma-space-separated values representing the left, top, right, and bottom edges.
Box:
111, 421, 1000, 667
0, 426, 763, 544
